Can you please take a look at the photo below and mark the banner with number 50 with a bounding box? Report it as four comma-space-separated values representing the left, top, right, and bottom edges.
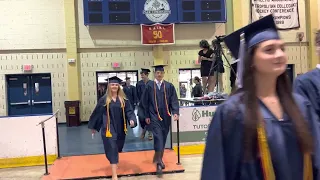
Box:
141, 23, 175, 45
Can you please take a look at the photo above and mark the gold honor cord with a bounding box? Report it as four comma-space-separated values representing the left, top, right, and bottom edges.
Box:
257, 122, 313, 180
105, 100, 127, 137
153, 82, 171, 121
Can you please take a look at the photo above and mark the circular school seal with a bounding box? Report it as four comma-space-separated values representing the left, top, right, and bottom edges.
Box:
143, 0, 171, 23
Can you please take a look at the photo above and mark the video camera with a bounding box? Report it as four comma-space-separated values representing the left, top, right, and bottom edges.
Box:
215, 35, 226, 43
212, 35, 226, 48
212, 35, 226, 57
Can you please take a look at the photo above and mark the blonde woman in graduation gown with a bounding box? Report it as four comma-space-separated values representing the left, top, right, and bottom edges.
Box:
88, 76, 137, 180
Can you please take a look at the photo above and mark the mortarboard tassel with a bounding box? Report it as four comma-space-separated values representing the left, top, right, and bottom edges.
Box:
236, 34, 246, 89
105, 98, 128, 137
153, 82, 171, 120
121, 101, 128, 134
154, 82, 163, 120
106, 103, 112, 137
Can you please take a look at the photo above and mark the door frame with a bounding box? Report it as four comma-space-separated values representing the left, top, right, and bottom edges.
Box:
5, 73, 53, 117
95, 70, 139, 100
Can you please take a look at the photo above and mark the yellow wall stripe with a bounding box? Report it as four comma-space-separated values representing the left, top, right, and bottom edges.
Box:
0, 155, 57, 169
173, 144, 205, 155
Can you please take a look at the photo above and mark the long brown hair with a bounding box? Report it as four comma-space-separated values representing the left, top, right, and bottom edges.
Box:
105, 84, 127, 106
240, 45, 313, 160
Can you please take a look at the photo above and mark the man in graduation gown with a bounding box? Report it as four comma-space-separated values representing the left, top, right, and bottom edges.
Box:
140, 65, 179, 176
293, 30, 320, 119
136, 68, 153, 140
123, 77, 137, 110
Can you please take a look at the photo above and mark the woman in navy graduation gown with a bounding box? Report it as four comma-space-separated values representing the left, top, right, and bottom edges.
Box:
88, 76, 137, 180
201, 15, 320, 180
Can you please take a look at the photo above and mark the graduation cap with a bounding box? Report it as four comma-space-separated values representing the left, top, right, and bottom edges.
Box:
141, 68, 151, 74
152, 65, 167, 72
223, 14, 280, 88
105, 76, 123, 84
224, 14, 280, 59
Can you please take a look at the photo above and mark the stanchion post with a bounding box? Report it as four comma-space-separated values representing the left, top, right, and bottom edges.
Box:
170, 124, 173, 150
41, 123, 50, 175
55, 116, 61, 159
176, 119, 181, 165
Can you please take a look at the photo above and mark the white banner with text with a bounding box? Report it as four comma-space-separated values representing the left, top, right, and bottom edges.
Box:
251, 0, 299, 29
172, 106, 217, 132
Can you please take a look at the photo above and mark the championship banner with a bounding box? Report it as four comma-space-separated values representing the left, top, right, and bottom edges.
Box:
251, 0, 299, 30
141, 23, 175, 45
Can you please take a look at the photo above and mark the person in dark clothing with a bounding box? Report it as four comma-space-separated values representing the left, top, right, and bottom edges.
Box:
88, 76, 137, 180
201, 14, 320, 180
140, 65, 179, 177
192, 76, 203, 106
293, 29, 320, 120
136, 68, 153, 140
192, 76, 203, 98
198, 40, 215, 94
211, 41, 225, 92
123, 77, 137, 110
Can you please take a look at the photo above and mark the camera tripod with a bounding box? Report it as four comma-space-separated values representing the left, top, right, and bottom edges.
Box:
207, 36, 237, 94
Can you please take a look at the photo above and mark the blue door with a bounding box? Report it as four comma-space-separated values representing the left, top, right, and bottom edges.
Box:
7, 74, 53, 116
30, 74, 53, 114
7, 75, 32, 115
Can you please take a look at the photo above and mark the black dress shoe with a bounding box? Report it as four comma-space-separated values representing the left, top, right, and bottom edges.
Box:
160, 161, 165, 169
156, 163, 163, 177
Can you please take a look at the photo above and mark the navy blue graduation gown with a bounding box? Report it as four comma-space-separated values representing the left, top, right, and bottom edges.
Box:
140, 80, 179, 151
293, 68, 320, 119
136, 80, 152, 129
123, 85, 137, 109
136, 80, 151, 102
201, 92, 320, 180
88, 95, 137, 164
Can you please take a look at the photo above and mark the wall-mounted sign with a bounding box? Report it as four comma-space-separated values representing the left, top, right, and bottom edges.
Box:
112, 62, 121, 68
22, 64, 33, 72
251, 0, 299, 30
141, 23, 175, 45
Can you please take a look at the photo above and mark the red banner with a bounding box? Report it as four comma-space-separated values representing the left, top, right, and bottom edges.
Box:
141, 23, 175, 45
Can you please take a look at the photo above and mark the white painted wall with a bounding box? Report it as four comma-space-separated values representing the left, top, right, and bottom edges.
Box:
0, 115, 57, 158
0, 0, 66, 50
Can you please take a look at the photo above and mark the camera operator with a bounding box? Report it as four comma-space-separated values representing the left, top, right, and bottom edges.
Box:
198, 40, 215, 94
211, 39, 225, 92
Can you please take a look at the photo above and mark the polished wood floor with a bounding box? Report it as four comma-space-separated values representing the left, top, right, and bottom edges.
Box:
0, 155, 202, 180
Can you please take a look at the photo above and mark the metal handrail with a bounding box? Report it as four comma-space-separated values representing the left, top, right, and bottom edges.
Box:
37, 109, 60, 176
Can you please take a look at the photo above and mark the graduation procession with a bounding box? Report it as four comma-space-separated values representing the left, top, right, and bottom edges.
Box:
0, 0, 319, 180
